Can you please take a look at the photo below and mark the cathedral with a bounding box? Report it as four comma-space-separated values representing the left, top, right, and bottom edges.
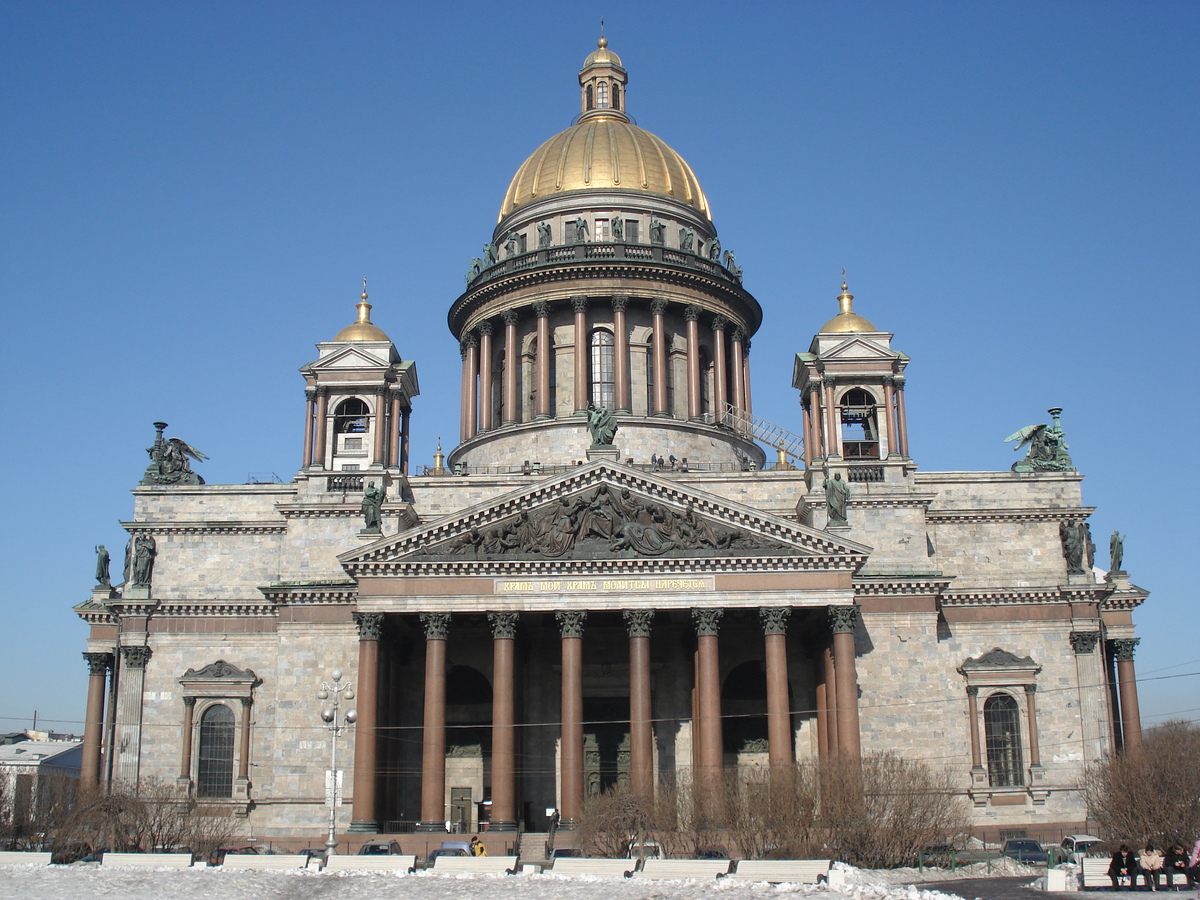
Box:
75, 39, 1147, 843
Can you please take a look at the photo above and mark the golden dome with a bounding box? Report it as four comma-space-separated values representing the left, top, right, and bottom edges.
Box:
819, 280, 878, 333
499, 117, 710, 221
334, 285, 391, 342
583, 36, 623, 68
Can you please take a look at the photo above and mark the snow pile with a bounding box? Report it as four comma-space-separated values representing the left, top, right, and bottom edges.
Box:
0, 863, 992, 900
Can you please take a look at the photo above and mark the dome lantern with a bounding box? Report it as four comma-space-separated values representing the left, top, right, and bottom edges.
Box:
579, 35, 628, 122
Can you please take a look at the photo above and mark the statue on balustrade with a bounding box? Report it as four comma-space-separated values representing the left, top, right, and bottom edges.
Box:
483, 243, 498, 266
504, 231, 519, 258
537, 221, 552, 249
1060, 520, 1095, 575
723, 250, 743, 282
94, 545, 111, 587
825, 472, 851, 526
707, 237, 721, 261
649, 218, 665, 245
1004, 408, 1075, 472
1109, 530, 1125, 573
466, 258, 483, 283
141, 422, 207, 486
572, 217, 589, 242
586, 401, 618, 446
610, 215, 624, 242
678, 227, 694, 252
361, 481, 385, 533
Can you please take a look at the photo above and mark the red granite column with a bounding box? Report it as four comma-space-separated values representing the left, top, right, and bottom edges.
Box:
179, 696, 195, 784
464, 332, 479, 441
238, 697, 252, 781
502, 310, 519, 425
692, 609, 724, 800
1114, 639, 1143, 752
572, 297, 589, 414
418, 613, 450, 829
823, 644, 838, 755
829, 606, 861, 759
400, 408, 411, 475
488, 612, 518, 830
313, 387, 329, 468
760, 608, 792, 769
459, 338, 472, 443
965, 686, 983, 772
387, 390, 402, 468
650, 299, 669, 415
534, 303, 552, 418
557, 611, 586, 826
742, 338, 753, 416
810, 382, 825, 460
814, 655, 829, 759
730, 327, 747, 414
81, 652, 111, 791
478, 320, 494, 432
612, 296, 630, 414
302, 389, 315, 468
684, 306, 702, 420
895, 377, 910, 457
882, 376, 897, 457
1023, 685, 1042, 767
624, 610, 654, 796
711, 316, 728, 423
350, 613, 383, 831
824, 378, 840, 458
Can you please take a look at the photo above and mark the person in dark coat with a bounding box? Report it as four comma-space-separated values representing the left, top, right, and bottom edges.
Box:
1109, 845, 1138, 890
1163, 843, 1189, 888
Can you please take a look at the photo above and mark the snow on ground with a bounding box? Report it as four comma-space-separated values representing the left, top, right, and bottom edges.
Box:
842, 857, 1043, 883
0, 862, 996, 900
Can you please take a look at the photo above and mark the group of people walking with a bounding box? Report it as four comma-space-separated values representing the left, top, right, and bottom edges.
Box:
1109, 840, 1200, 890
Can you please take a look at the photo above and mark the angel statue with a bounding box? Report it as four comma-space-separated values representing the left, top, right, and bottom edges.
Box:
1003, 407, 1075, 473
586, 401, 618, 447
141, 422, 209, 485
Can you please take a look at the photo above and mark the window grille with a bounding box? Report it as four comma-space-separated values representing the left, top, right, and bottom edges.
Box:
591, 330, 615, 409
984, 693, 1024, 787
197, 704, 235, 798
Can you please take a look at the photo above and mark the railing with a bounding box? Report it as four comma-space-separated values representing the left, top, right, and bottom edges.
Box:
723, 404, 804, 464
846, 465, 885, 483
464, 241, 744, 291
326, 474, 365, 491
416, 459, 772, 477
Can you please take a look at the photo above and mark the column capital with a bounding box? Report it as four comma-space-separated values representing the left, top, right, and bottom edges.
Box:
692, 607, 723, 637
824, 375, 838, 388
743, 338, 751, 354
477, 319, 494, 336
809, 378, 823, 392
1070, 630, 1101, 654
502, 308, 520, 326
683, 304, 701, 321
121, 645, 152, 669
732, 326, 747, 343
183, 695, 197, 708
463, 331, 479, 348
83, 651, 113, 676
354, 612, 385, 641
488, 611, 519, 639
1112, 637, 1140, 661
240, 696, 254, 708
571, 295, 589, 313
881, 374, 896, 387
650, 298, 668, 316
623, 609, 654, 638
711, 314, 728, 332
420, 612, 451, 641
1023, 684, 1037, 695
533, 301, 551, 318
759, 607, 791, 635
460, 340, 470, 360
611, 295, 629, 313
893, 376, 906, 390
314, 384, 330, 397
828, 605, 860, 634
966, 685, 979, 697
305, 386, 317, 401
556, 610, 587, 638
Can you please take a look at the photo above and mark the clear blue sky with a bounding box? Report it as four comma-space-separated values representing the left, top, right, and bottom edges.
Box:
2, 2, 1197, 734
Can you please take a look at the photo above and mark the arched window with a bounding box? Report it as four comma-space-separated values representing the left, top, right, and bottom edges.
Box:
334, 398, 370, 434
591, 329, 615, 409
197, 704, 235, 798
612, 84, 621, 111
840, 388, 880, 459
586, 85, 594, 110
984, 693, 1024, 787
597, 81, 609, 108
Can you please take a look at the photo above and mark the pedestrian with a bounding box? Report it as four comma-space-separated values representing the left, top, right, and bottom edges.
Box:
650, 453, 659, 471
470, 836, 487, 856
1164, 844, 1189, 888
1109, 844, 1138, 890
1139, 844, 1163, 891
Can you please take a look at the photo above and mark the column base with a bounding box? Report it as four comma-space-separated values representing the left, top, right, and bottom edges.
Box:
586, 447, 620, 462
348, 820, 379, 833
487, 819, 518, 832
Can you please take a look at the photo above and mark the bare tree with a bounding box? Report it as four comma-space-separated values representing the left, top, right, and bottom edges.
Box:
1086, 720, 1200, 848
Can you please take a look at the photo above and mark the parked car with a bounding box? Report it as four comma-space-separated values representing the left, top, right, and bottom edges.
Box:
358, 839, 403, 855
1001, 839, 1048, 865
625, 839, 663, 860
210, 845, 259, 865
427, 841, 470, 865
550, 846, 584, 859
694, 845, 729, 860
1060, 834, 1104, 863
300, 847, 328, 864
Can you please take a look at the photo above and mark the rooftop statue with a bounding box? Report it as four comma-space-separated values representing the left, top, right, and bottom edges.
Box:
678, 227, 694, 253
483, 243, 498, 266
94, 544, 111, 587
536, 221, 552, 249
723, 250, 743, 283
361, 481, 385, 533
1109, 530, 1125, 573
132, 533, 156, 586
1060, 520, 1094, 575
586, 401, 618, 446
707, 237, 721, 261
825, 471, 851, 526
649, 218, 665, 245
1004, 407, 1076, 472
504, 231, 519, 258
140, 422, 207, 486
572, 217, 589, 243
610, 215, 624, 242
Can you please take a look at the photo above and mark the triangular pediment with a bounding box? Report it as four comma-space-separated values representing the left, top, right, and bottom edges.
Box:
820, 336, 898, 361
342, 462, 870, 574
310, 344, 394, 371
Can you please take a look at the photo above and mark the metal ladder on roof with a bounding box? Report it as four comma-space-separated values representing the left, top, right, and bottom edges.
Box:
723, 403, 805, 467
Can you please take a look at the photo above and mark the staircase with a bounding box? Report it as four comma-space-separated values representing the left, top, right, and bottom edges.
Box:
517, 831, 550, 862
723, 404, 804, 465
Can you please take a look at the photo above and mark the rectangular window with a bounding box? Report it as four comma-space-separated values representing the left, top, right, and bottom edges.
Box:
594, 218, 610, 241
625, 220, 640, 243
343, 437, 362, 450
341, 464, 360, 471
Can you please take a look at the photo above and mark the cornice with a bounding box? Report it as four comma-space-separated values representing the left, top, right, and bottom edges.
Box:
121, 521, 286, 535
941, 583, 1111, 606
153, 601, 277, 618
260, 582, 359, 605
356, 554, 859, 579
853, 576, 953, 596
276, 503, 418, 526
926, 506, 1096, 523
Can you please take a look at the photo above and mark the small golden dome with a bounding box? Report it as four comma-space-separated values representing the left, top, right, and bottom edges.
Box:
334, 283, 391, 342
583, 37, 623, 69
819, 279, 878, 333
500, 118, 710, 221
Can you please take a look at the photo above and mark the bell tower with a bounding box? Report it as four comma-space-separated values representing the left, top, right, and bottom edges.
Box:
299, 282, 419, 475
792, 276, 911, 483
578, 35, 628, 121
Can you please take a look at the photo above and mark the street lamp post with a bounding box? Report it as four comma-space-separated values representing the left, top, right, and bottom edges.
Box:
317, 669, 356, 856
